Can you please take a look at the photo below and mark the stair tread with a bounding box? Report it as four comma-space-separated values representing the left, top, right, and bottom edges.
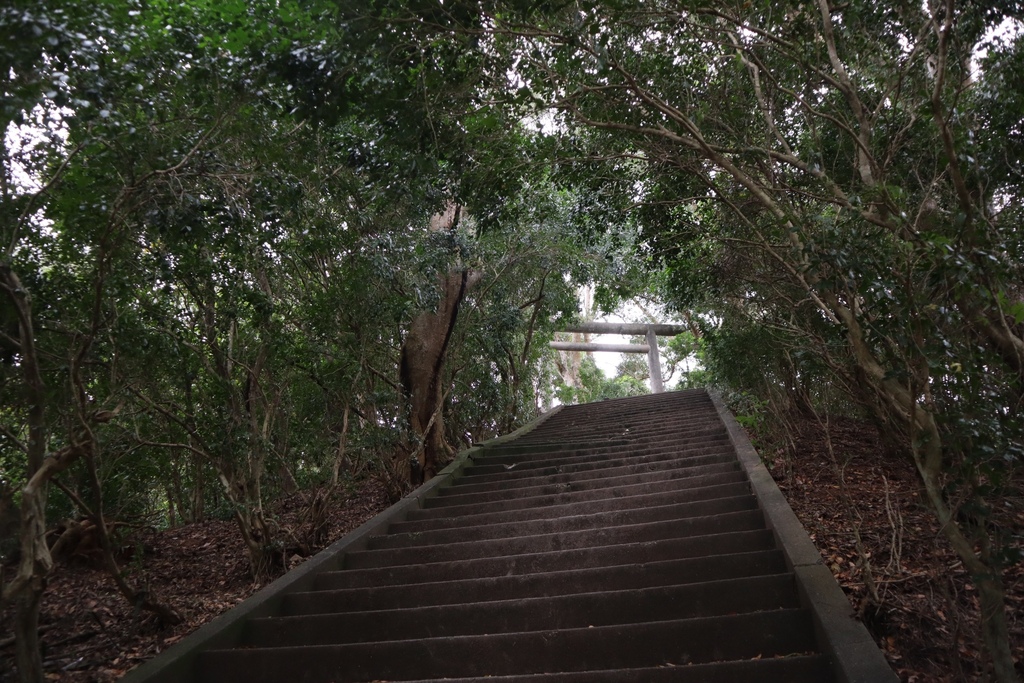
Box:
379, 494, 757, 547
398, 482, 752, 530
425, 469, 748, 513
450, 453, 737, 495
436, 461, 742, 506
369, 655, 832, 683
346, 509, 765, 568
198, 609, 819, 682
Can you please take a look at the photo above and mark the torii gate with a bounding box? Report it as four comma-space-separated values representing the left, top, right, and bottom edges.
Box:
549, 323, 687, 393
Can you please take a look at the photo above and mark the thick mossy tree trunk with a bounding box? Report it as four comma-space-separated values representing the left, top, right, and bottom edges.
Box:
399, 205, 481, 483
400, 269, 480, 482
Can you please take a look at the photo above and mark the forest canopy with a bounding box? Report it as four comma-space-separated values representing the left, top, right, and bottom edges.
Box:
2, 0, 1023, 681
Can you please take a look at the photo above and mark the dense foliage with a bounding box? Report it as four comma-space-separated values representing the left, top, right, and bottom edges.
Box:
478, 1, 1024, 679
0, 2, 605, 679
2, 0, 1022, 681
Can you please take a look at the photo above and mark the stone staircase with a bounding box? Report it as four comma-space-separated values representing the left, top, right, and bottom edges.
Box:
123, 389, 896, 683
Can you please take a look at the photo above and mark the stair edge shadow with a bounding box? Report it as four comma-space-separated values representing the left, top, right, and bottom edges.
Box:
116, 406, 565, 683
708, 390, 898, 683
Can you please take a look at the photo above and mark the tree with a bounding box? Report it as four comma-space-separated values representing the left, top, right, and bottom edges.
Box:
399, 204, 480, 482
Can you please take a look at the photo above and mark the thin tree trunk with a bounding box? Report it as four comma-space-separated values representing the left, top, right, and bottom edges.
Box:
909, 410, 1019, 683
191, 451, 205, 522
330, 403, 351, 488
165, 483, 177, 528
834, 295, 1019, 682
232, 506, 277, 582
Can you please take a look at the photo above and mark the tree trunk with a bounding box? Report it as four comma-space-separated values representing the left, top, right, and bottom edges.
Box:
909, 412, 1019, 683
13, 589, 44, 683
398, 204, 481, 483
400, 269, 480, 481
330, 403, 350, 487
80, 449, 182, 625
232, 505, 278, 582
190, 451, 205, 522
219, 463, 278, 581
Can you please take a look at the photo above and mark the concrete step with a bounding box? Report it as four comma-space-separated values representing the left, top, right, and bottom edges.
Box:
368, 655, 832, 683
344, 509, 765, 569
477, 439, 632, 459
510, 425, 728, 447
462, 443, 734, 480
520, 391, 711, 419
419, 469, 749, 517
303, 548, 787, 613
505, 408, 721, 434
499, 412, 723, 435
374, 495, 758, 549
402, 480, 751, 527
442, 452, 737, 497
479, 430, 729, 462
331, 534, 782, 589
196, 609, 818, 683
461, 443, 733, 482
244, 573, 799, 646
430, 461, 743, 508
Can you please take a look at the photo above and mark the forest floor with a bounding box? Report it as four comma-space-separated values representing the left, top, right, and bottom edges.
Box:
0, 478, 394, 682
1, 415, 1022, 682
763, 415, 1024, 682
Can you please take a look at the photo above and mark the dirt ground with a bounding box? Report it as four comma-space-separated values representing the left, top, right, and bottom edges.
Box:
763, 415, 1024, 682
1, 417, 1022, 682
0, 478, 392, 682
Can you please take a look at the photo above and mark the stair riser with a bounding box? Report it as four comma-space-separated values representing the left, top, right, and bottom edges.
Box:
519, 397, 715, 427
515, 415, 721, 443
370, 656, 832, 683
453, 452, 735, 494
503, 415, 724, 441
461, 444, 734, 483
463, 445, 733, 479
310, 549, 788, 610
346, 510, 765, 568
477, 431, 729, 466
419, 470, 749, 517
